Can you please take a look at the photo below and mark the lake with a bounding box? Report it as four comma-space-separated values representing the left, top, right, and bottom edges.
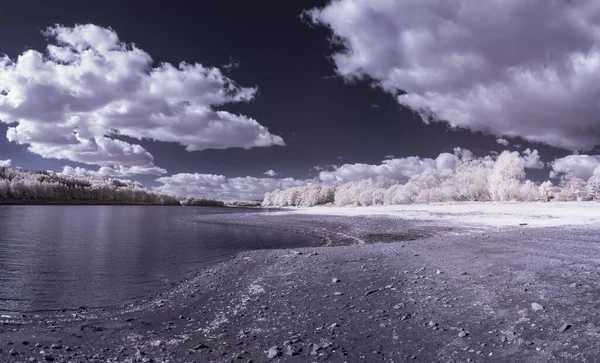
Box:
0, 205, 314, 313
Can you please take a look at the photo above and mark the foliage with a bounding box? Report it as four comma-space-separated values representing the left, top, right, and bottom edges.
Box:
0, 167, 179, 205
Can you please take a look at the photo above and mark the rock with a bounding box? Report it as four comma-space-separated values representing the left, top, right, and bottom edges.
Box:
570, 282, 581, 288
193, 343, 209, 350
267, 346, 281, 359
309, 343, 321, 356
44, 354, 55, 361
332, 278, 340, 283
559, 323, 572, 332
428, 321, 438, 327
9, 348, 17, 356
334, 292, 343, 296
285, 345, 299, 356
365, 288, 382, 296
531, 302, 544, 311
50, 343, 62, 349
436, 270, 442, 274
458, 331, 468, 338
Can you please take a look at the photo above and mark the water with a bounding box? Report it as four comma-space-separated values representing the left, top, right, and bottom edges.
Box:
0, 205, 314, 312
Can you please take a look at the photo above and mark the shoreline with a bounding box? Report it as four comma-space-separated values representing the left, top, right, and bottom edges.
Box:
2, 210, 600, 362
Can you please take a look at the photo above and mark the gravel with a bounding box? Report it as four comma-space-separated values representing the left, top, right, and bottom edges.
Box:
2, 211, 600, 362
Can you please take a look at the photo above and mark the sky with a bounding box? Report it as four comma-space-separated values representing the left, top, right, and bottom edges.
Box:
2, 0, 600, 200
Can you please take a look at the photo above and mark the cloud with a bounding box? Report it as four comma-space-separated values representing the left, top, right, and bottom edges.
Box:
318, 151, 465, 184
0, 159, 10, 167
60, 164, 167, 178
308, 0, 600, 150
263, 169, 279, 177
496, 138, 509, 147
0, 24, 284, 173
155, 173, 307, 201
520, 148, 544, 169
550, 154, 600, 180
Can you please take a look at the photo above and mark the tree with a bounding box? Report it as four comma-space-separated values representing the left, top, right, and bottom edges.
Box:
557, 173, 588, 201
488, 151, 525, 201
538, 180, 554, 201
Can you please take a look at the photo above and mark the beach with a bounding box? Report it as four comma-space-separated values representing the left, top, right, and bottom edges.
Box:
2, 205, 600, 362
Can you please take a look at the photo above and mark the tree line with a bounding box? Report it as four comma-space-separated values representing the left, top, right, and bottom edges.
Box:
263, 151, 600, 207
0, 167, 222, 206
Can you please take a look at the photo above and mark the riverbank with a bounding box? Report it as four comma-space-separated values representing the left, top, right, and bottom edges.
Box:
2, 209, 600, 362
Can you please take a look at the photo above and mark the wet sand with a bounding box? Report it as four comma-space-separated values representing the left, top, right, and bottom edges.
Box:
1, 211, 600, 362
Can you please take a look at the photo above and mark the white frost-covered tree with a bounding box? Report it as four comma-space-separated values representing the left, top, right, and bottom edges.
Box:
587, 175, 600, 201
557, 173, 588, 201
442, 158, 492, 201
488, 151, 525, 201
538, 180, 554, 202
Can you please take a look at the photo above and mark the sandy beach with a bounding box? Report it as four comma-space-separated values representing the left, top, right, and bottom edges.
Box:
2, 207, 600, 362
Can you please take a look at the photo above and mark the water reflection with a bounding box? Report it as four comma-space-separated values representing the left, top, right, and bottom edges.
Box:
0, 206, 312, 312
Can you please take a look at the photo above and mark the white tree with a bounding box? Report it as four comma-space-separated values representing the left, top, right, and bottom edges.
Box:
587, 175, 600, 201
442, 158, 492, 201
557, 173, 588, 201
538, 180, 554, 201
488, 151, 525, 201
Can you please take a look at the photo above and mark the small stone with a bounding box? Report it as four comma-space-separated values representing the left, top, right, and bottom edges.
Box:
569, 282, 581, 288
559, 323, 572, 332
50, 343, 62, 350
334, 292, 343, 296
436, 270, 442, 274
9, 349, 17, 356
332, 278, 340, 283
458, 331, 468, 338
193, 343, 209, 350
44, 354, 55, 361
267, 346, 281, 359
428, 321, 437, 327
531, 302, 544, 311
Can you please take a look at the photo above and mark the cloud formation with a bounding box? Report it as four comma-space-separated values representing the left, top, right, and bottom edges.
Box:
155, 173, 306, 201
60, 164, 167, 178
263, 169, 279, 177
318, 151, 463, 184
520, 149, 544, 169
308, 0, 600, 150
0, 159, 10, 167
0, 24, 284, 174
496, 138, 509, 147
550, 154, 600, 180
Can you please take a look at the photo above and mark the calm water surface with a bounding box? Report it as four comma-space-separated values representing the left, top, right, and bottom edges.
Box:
0, 206, 314, 312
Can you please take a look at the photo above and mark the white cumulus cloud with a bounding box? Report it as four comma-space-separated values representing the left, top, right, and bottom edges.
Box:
550, 154, 600, 180
155, 173, 306, 201
496, 138, 509, 147
318, 151, 464, 184
308, 0, 600, 150
263, 169, 279, 177
0, 159, 11, 167
520, 149, 544, 169
0, 24, 284, 174
60, 165, 167, 178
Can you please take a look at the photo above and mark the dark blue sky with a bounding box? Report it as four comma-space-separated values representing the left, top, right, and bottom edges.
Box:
0, 1, 575, 189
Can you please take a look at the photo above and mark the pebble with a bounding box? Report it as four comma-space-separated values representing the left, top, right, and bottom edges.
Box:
559, 323, 572, 332
458, 331, 468, 338
332, 278, 340, 283
50, 343, 62, 349
267, 346, 281, 359
531, 302, 544, 311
